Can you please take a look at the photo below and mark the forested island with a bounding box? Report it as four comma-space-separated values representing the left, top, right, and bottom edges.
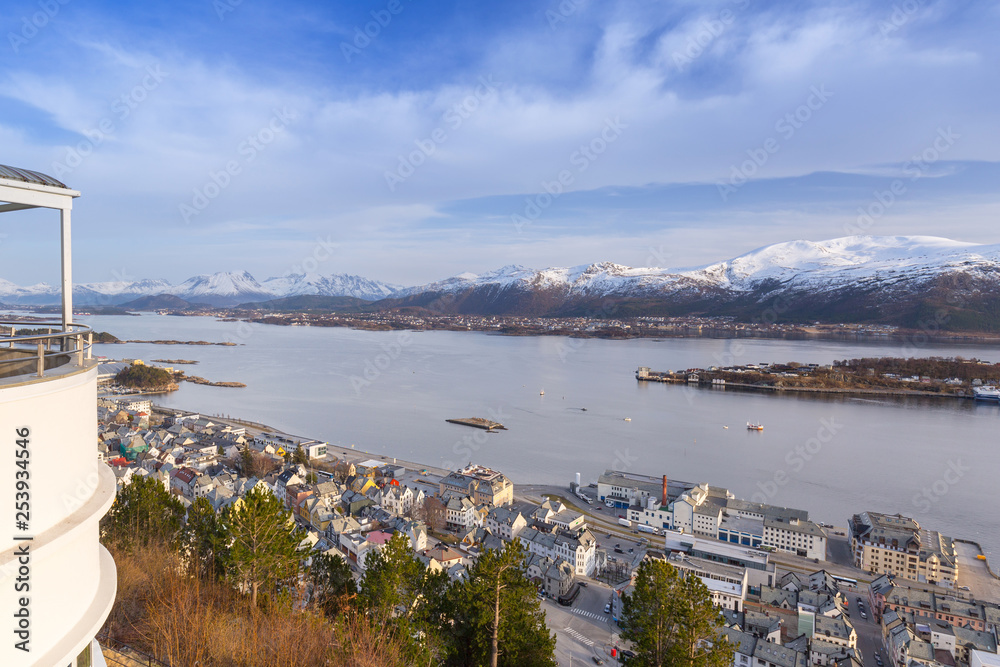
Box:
638, 356, 1000, 398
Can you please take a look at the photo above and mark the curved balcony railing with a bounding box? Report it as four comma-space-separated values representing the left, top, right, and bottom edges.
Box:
0, 321, 93, 380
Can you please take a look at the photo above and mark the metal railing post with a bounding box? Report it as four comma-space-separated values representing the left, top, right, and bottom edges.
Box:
76, 334, 84, 366
37, 341, 44, 377
8, 326, 13, 348
46, 328, 52, 351
87, 331, 93, 360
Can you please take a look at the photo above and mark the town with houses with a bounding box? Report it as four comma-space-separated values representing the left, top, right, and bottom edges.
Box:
98, 394, 1000, 667
166, 308, 907, 342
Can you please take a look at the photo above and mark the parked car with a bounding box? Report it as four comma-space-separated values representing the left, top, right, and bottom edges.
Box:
604, 604, 611, 614
860, 611, 867, 620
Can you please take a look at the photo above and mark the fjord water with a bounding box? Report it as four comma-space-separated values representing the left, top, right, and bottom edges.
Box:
84, 314, 1000, 560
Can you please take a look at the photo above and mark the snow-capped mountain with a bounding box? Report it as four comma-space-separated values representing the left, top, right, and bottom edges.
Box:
381, 236, 1000, 327
165, 271, 273, 306
262, 272, 401, 301
4, 237, 1000, 328
396, 236, 1000, 298
0, 270, 399, 307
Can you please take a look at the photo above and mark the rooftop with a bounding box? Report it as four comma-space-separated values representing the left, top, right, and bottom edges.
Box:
0, 163, 69, 189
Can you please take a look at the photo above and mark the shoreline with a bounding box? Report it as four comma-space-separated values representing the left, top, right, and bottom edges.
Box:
150, 404, 451, 478
147, 402, 998, 582
130, 310, 1000, 347
649, 379, 974, 400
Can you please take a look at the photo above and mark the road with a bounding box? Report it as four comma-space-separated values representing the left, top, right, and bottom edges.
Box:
542, 580, 625, 666
844, 589, 886, 667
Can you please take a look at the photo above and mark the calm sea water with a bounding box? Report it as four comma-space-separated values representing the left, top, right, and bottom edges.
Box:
80, 314, 1000, 560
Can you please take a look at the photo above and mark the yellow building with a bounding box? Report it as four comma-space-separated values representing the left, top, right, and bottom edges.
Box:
439, 464, 514, 507
848, 511, 957, 586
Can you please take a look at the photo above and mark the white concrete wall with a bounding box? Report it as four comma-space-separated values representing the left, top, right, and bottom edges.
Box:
0, 365, 117, 666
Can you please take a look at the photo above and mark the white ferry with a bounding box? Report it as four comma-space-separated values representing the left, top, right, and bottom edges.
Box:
973, 386, 1000, 401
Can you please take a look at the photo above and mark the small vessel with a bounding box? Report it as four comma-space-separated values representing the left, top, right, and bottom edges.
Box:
623, 417, 631, 422
723, 425, 729, 429
973, 386, 1000, 401
747, 421, 764, 431
540, 389, 545, 395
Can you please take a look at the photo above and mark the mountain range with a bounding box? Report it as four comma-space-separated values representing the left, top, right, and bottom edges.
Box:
0, 271, 400, 307
4, 236, 1000, 330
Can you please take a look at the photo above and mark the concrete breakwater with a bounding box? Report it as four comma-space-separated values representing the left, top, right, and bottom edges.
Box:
445, 417, 507, 431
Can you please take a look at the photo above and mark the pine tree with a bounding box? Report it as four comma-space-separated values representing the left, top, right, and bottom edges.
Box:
445, 540, 557, 667
102, 474, 185, 550
621, 559, 734, 667
308, 551, 357, 616
222, 486, 303, 606
358, 534, 448, 662
183, 496, 229, 579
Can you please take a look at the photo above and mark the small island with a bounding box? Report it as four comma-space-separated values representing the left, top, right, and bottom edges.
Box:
126, 339, 237, 346
114, 365, 178, 392
446, 417, 507, 431
152, 359, 199, 364
181, 375, 246, 388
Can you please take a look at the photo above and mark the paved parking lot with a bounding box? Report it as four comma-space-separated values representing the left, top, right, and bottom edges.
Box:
952, 541, 1000, 601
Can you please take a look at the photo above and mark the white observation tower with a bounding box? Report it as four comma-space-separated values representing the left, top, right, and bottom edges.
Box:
0, 164, 117, 666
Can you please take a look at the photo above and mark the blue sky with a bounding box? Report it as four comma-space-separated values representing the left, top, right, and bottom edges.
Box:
1, 0, 998, 286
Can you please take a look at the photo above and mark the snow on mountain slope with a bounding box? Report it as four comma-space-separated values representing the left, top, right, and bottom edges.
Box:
4, 236, 999, 309
166, 271, 268, 300
0, 270, 401, 306
261, 272, 400, 301
394, 236, 1000, 300
687, 236, 995, 291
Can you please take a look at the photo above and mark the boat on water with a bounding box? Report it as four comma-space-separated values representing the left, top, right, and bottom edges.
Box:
539, 389, 545, 395
747, 421, 764, 431
973, 386, 1000, 401
623, 417, 631, 422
